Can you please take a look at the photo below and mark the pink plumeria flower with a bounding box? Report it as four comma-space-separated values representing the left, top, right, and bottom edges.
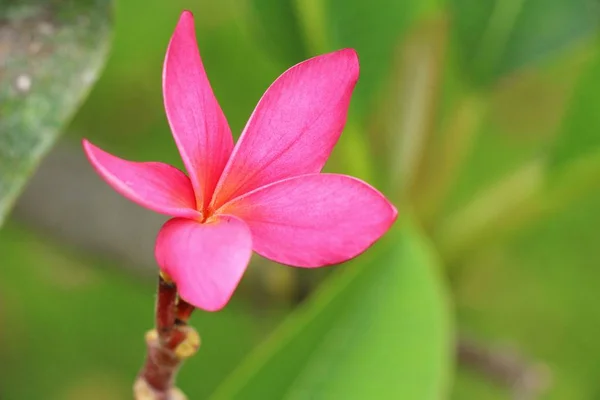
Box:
82, 11, 397, 311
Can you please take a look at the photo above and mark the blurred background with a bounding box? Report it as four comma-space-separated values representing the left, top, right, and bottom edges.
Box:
1, 0, 600, 398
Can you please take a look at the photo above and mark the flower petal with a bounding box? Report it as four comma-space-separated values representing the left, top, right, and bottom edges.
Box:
163, 10, 233, 211
83, 140, 199, 219
211, 49, 359, 209
220, 173, 397, 267
155, 216, 253, 311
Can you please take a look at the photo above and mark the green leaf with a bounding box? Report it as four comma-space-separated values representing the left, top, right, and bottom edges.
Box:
450, 0, 599, 87
323, 0, 440, 114
551, 47, 600, 171
0, 221, 288, 399
246, 0, 309, 66
0, 0, 113, 225
452, 187, 600, 398
212, 220, 453, 399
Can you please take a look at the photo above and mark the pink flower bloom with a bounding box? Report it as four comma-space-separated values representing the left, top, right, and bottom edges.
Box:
83, 10, 397, 311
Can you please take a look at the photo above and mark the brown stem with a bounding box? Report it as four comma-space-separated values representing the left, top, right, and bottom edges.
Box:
156, 273, 177, 340
134, 274, 200, 400
138, 330, 181, 394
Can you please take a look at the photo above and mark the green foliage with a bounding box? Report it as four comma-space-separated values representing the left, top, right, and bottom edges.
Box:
551, 47, 600, 170
0, 222, 287, 399
323, 0, 440, 114
72, 0, 280, 157
453, 188, 600, 399
0, 0, 113, 225
450, 0, 599, 87
246, 0, 308, 66
2, 0, 600, 398
213, 221, 453, 399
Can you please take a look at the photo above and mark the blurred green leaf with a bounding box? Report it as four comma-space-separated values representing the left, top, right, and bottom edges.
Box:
247, 0, 308, 65
450, 0, 598, 87
74, 0, 282, 159
551, 47, 600, 171
0, 221, 288, 399
0, 0, 113, 225
453, 187, 600, 398
323, 0, 440, 115
372, 17, 449, 198
212, 220, 453, 399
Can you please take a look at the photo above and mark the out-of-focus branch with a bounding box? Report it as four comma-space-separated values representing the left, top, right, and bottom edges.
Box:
458, 337, 552, 400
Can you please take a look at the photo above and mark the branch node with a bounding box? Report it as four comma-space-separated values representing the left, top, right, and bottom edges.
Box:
133, 378, 188, 400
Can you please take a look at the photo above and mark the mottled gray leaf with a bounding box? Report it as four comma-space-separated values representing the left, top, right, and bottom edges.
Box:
0, 0, 113, 225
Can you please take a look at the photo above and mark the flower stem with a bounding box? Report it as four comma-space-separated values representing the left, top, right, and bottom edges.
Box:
156, 273, 178, 338
134, 274, 200, 400
175, 297, 195, 325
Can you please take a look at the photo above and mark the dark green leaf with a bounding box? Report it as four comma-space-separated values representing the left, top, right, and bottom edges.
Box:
551, 47, 600, 171
450, 0, 599, 87
247, 0, 308, 65
0, 0, 113, 225
324, 0, 440, 114
212, 220, 453, 399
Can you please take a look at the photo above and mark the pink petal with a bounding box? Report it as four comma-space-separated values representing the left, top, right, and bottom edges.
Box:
155, 216, 253, 311
163, 10, 233, 212
219, 173, 397, 267
83, 140, 200, 219
211, 49, 360, 209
